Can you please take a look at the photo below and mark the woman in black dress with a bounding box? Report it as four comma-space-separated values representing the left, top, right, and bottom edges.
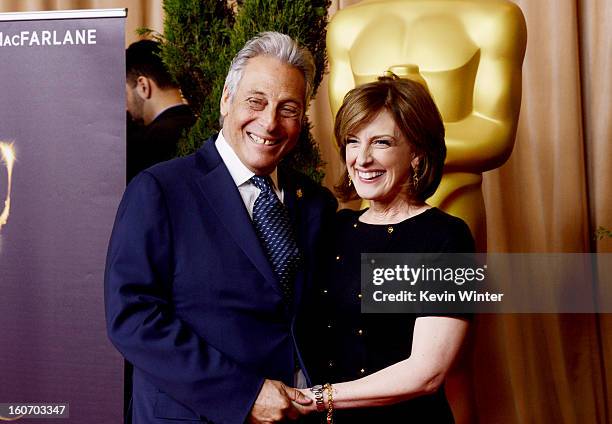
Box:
298, 75, 473, 423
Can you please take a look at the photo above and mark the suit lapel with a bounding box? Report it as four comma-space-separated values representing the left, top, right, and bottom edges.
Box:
194, 137, 280, 294
279, 169, 308, 310
280, 171, 299, 229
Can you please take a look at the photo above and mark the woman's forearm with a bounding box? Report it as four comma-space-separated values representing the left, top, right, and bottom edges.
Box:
330, 356, 444, 409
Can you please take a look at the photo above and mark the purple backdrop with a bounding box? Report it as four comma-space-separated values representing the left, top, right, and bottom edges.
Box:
0, 11, 125, 423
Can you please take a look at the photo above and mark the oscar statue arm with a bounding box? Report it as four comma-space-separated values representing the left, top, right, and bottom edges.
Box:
326, 10, 366, 118
444, 4, 527, 172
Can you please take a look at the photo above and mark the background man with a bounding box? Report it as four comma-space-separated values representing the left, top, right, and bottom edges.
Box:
125, 39, 195, 182
106, 32, 336, 423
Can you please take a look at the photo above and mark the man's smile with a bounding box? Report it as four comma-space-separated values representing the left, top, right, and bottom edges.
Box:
248, 132, 282, 146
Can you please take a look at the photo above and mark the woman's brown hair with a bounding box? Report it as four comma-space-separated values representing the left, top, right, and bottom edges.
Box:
334, 75, 446, 203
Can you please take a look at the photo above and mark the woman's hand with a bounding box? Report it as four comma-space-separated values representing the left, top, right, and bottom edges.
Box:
296, 388, 319, 414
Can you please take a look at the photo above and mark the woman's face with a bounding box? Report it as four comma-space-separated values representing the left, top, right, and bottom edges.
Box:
345, 109, 417, 204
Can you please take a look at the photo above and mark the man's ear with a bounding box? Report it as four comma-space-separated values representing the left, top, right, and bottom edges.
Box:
219, 85, 231, 117
135, 76, 152, 100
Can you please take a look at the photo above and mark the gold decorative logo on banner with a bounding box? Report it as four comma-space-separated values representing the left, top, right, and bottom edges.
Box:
0, 414, 24, 421
0, 141, 16, 233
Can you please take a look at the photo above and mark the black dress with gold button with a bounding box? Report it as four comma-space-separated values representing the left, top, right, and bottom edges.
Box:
298, 208, 474, 423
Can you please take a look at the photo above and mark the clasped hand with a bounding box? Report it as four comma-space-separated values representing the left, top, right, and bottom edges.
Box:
247, 379, 318, 423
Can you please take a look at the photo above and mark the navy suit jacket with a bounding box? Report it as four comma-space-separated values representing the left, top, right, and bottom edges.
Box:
105, 135, 336, 423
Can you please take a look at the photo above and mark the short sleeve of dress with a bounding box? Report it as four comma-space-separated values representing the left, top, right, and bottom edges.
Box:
437, 215, 475, 253
417, 211, 475, 320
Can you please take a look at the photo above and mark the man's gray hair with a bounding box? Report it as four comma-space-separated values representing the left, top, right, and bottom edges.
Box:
223, 31, 316, 107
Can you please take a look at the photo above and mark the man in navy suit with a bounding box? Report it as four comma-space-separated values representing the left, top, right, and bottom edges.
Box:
105, 32, 336, 424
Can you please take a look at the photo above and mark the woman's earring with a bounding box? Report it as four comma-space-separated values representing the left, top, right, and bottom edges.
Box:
348, 173, 353, 187
412, 167, 419, 188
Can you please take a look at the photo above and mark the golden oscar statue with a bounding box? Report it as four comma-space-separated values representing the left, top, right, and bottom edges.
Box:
327, 0, 527, 251
327, 1, 527, 422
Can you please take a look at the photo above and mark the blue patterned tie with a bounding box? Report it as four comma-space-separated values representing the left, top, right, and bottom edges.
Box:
251, 175, 301, 305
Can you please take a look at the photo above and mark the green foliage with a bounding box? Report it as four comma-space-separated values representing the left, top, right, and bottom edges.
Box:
159, 0, 330, 182
159, 0, 235, 156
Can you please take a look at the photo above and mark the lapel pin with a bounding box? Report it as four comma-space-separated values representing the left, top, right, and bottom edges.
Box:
296, 188, 303, 199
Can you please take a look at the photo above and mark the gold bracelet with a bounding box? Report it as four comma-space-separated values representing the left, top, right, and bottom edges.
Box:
323, 383, 334, 424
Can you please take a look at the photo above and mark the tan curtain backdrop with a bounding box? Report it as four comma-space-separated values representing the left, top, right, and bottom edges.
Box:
1, 0, 609, 422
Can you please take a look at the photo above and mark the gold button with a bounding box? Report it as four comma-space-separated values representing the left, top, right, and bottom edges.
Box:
357, 329, 363, 336
353, 223, 358, 228
360, 368, 365, 374
335, 255, 340, 261
387, 226, 394, 234
323, 289, 328, 294
357, 293, 363, 299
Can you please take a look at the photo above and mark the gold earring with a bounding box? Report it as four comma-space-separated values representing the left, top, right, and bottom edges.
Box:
348, 173, 352, 187
412, 167, 419, 188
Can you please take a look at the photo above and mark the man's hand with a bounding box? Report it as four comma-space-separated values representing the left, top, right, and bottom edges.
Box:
247, 379, 312, 423
297, 388, 318, 413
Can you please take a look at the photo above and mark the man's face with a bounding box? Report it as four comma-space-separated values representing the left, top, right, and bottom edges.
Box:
220, 55, 306, 175
125, 82, 144, 124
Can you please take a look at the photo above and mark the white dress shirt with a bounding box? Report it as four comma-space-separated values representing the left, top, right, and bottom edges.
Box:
215, 131, 284, 217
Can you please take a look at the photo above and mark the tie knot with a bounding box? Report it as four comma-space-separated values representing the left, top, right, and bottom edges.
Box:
251, 175, 273, 193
